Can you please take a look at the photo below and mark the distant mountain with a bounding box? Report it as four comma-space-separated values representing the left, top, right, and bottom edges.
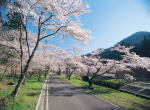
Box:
118, 31, 150, 46
85, 31, 150, 58
118, 31, 150, 57
85, 47, 126, 61
85, 48, 104, 57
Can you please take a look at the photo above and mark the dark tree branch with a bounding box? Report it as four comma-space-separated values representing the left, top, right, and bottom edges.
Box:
24, 18, 30, 57
39, 26, 67, 41
41, 14, 54, 25
97, 62, 115, 77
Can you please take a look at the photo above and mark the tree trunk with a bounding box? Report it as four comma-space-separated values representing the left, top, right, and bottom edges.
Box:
10, 15, 41, 97
68, 73, 72, 80
22, 76, 26, 85
88, 79, 93, 89
11, 18, 24, 97
14, 70, 17, 77
37, 74, 41, 81
66, 72, 69, 79
68, 75, 71, 80
11, 74, 25, 97
44, 72, 47, 78
10, 67, 13, 77
66, 74, 68, 79
11, 38, 40, 97
57, 70, 61, 75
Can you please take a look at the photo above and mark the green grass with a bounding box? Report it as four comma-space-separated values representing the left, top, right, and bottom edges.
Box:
60, 74, 150, 110
0, 76, 45, 110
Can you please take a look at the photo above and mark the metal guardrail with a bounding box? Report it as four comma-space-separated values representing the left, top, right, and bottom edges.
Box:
120, 84, 150, 99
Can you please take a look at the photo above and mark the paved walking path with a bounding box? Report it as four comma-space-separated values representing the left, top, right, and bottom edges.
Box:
36, 74, 120, 110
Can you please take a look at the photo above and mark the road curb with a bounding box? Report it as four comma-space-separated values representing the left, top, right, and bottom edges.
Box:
36, 79, 47, 110
46, 78, 49, 110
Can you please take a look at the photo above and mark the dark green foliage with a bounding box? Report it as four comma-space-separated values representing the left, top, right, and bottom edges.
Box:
84, 48, 126, 61
98, 49, 125, 61
92, 79, 125, 90
84, 53, 92, 57
130, 36, 150, 57
120, 34, 150, 57
142, 36, 150, 57
3, 12, 24, 30
1, 0, 24, 30
82, 76, 126, 90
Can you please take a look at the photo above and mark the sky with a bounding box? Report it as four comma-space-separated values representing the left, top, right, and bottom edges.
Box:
49, 0, 150, 54
1, 0, 150, 54
80, 0, 150, 54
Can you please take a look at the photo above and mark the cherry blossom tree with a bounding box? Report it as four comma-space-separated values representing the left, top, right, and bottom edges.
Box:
78, 46, 150, 88
0, 0, 91, 97
111, 46, 150, 80
81, 56, 115, 88
54, 58, 64, 75
29, 45, 69, 80
63, 55, 82, 80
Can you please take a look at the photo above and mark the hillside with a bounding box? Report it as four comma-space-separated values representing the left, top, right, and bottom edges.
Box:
118, 31, 150, 57
118, 31, 150, 45
86, 31, 150, 58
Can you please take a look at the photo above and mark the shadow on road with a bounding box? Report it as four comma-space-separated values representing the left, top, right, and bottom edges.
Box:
48, 86, 89, 97
40, 75, 121, 110
46, 76, 114, 97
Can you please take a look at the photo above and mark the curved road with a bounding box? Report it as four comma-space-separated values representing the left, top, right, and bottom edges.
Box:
37, 74, 120, 110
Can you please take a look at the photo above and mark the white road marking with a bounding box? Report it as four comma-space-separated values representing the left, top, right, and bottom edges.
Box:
46, 77, 49, 110
36, 80, 47, 110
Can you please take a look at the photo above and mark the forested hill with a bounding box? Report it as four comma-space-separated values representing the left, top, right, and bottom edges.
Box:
86, 31, 150, 58
118, 31, 150, 57
119, 31, 150, 45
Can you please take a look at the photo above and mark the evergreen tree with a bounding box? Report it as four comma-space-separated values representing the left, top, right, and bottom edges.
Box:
142, 36, 150, 57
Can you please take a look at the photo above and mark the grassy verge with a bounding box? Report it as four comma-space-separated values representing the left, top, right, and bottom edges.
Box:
60, 74, 150, 110
0, 76, 45, 110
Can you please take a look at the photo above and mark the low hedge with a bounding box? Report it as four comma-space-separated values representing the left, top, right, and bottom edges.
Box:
82, 76, 125, 90
93, 79, 125, 90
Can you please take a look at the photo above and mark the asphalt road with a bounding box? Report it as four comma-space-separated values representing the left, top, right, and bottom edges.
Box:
38, 74, 120, 110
